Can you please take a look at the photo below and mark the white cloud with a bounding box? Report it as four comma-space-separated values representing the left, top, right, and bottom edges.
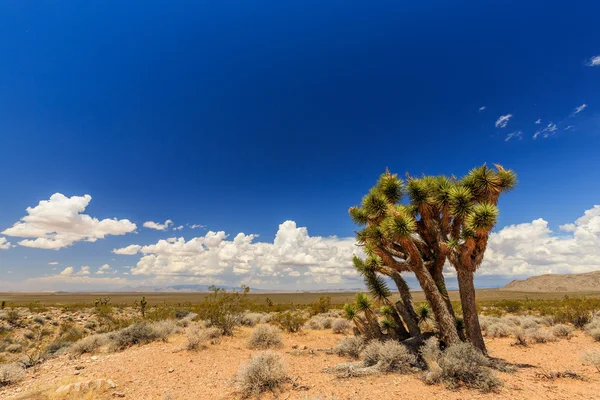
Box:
188, 224, 205, 230
173, 226, 184, 231
573, 104, 587, 115
564, 125, 574, 131
96, 264, 113, 275
0, 237, 10, 250
113, 244, 142, 255
2, 193, 136, 250
504, 131, 522, 142
48, 262, 59, 265
479, 106, 486, 111
59, 266, 91, 276
495, 114, 512, 128
479, 205, 600, 276
587, 55, 600, 67
533, 122, 558, 139
535, 119, 541, 124
125, 220, 361, 286
143, 220, 173, 231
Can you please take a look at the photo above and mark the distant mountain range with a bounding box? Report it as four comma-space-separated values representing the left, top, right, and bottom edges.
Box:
501, 270, 600, 292
112, 284, 362, 293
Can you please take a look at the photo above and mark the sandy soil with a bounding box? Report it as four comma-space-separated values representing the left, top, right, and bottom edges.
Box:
2, 328, 599, 400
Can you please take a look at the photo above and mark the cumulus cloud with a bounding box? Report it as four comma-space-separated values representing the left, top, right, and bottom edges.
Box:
504, 131, 522, 142
173, 226, 184, 231
533, 122, 558, 139
573, 104, 587, 115
479, 106, 486, 111
188, 224, 205, 230
143, 220, 173, 231
2, 193, 136, 250
121, 220, 361, 286
479, 205, 600, 276
587, 55, 600, 67
535, 119, 541, 124
0, 237, 10, 250
113, 244, 142, 255
59, 266, 91, 276
96, 264, 113, 275
495, 114, 512, 128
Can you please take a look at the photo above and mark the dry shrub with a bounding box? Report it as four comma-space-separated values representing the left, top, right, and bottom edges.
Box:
486, 323, 512, 338
512, 327, 528, 346
552, 324, 573, 338
362, 340, 416, 373
581, 350, 600, 373
70, 320, 178, 355
332, 318, 351, 334
247, 324, 283, 349
526, 328, 558, 344
237, 351, 287, 396
585, 318, 600, 332
334, 336, 364, 360
424, 342, 501, 392
306, 316, 326, 330
186, 325, 203, 351
520, 316, 540, 329
241, 313, 264, 327
201, 327, 223, 344
0, 363, 25, 387
589, 329, 600, 342
70, 334, 110, 356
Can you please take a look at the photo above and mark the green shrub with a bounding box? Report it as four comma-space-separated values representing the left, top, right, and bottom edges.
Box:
309, 296, 331, 316
271, 310, 307, 333
198, 286, 250, 336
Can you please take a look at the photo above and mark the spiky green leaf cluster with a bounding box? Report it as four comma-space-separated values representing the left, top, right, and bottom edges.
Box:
355, 293, 372, 311
365, 273, 391, 301
381, 207, 416, 240
380, 305, 395, 317
380, 317, 396, 332
343, 303, 357, 320
376, 171, 403, 203
466, 202, 499, 233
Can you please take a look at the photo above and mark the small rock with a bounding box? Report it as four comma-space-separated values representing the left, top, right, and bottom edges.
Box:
302, 345, 308, 350
73, 371, 80, 375
112, 391, 126, 397
75, 365, 85, 370
90, 356, 98, 361
168, 368, 174, 373
292, 344, 298, 349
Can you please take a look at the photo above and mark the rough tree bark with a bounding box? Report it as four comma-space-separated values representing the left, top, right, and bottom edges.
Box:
456, 267, 486, 353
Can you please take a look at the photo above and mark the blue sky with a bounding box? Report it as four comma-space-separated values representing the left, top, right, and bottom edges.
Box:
1, 1, 599, 291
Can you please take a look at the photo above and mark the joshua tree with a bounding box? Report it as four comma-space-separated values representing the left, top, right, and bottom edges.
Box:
349, 164, 516, 352
353, 255, 420, 337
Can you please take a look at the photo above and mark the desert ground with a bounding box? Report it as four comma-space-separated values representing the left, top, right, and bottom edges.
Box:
1, 292, 600, 400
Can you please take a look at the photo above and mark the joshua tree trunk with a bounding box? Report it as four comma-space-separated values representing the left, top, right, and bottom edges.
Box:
413, 266, 461, 346
390, 272, 420, 336
387, 304, 410, 340
456, 268, 486, 354
430, 266, 466, 341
